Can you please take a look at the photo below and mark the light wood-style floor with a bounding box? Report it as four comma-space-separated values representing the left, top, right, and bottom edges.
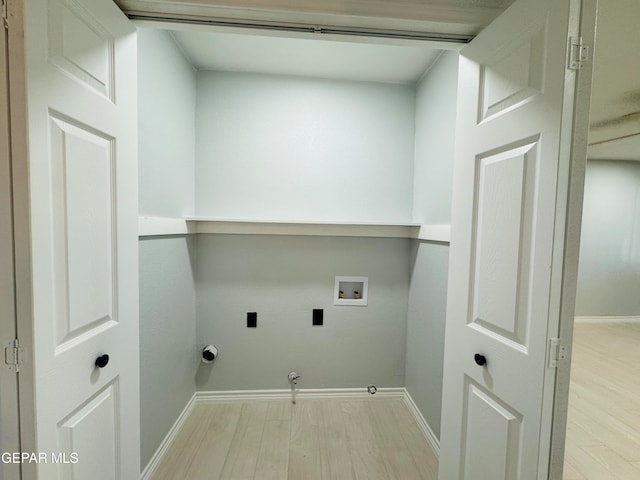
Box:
564, 321, 640, 479
151, 397, 438, 480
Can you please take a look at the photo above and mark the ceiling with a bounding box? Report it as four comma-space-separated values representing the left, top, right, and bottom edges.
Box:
130, 0, 514, 85
171, 29, 444, 84
586, 0, 640, 160
118, 0, 513, 37
589, 136, 640, 162
125, 0, 639, 159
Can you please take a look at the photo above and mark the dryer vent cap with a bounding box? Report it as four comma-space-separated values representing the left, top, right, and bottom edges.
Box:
201, 345, 218, 363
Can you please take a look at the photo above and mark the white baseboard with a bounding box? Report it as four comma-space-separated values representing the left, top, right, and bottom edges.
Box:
403, 389, 440, 458
574, 315, 640, 324
195, 387, 405, 403
140, 392, 197, 480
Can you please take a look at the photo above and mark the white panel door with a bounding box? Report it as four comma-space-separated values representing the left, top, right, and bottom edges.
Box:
439, 0, 593, 478
24, 0, 139, 477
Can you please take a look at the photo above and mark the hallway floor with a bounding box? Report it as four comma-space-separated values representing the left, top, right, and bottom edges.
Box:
564, 321, 640, 479
151, 397, 438, 480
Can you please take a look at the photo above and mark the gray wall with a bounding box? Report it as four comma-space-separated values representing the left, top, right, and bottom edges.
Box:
195, 71, 416, 222
575, 160, 640, 316
138, 29, 196, 217
139, 237, 197, 468
138, 28, 198, 471
406, 242, 450, 439
411, 51, 457, 225
195, 235, 410, 390
405, 51, 458, 440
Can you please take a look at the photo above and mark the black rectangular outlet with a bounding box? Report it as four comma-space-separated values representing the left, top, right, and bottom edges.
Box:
247, 312, 257, 328
312, 309, 323, 326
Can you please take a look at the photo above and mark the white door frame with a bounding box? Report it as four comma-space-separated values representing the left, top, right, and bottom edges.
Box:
5, 0, 594, 477
0, 4, 21, 479
5, 0, 38, 478
547, 0, 597, 477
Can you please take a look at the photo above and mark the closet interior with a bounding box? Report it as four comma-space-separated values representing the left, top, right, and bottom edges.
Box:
136, 24, 458, 470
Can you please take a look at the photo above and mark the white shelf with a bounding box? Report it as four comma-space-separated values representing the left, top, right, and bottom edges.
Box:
187, 216, 420, 238
139, 216, 450, 243
184, 216, 422, 226
138, 216, 193, 236
416, 224, 451, 243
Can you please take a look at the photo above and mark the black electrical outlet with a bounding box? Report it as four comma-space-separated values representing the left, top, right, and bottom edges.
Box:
312, 309, 323, 326
247, 312, 257, 328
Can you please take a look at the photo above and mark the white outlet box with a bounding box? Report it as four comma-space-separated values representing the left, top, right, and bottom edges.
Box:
334, 276, 368, 306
